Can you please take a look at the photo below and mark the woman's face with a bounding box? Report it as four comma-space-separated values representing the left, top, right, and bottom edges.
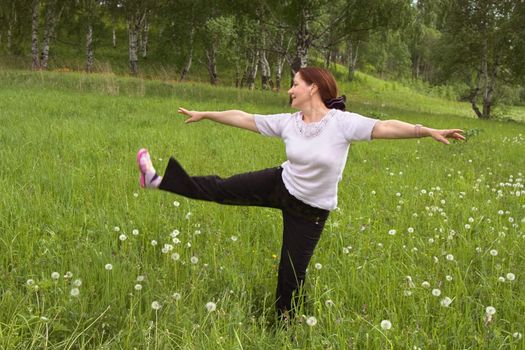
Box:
288, 73, 313, 109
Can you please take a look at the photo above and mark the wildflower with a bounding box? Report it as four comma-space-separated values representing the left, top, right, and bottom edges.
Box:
306, 316, 317, 326
173, 238, 181, 244
380, 320, 392, 330
314, 263, 323, 270
446, 254, 454, 261
205, 302, 217, 312
468, 217, 474, 223
151, 240, 157, 247
446, 275, 453, 281
407, 227, 414, 233
134, 284, 142, 291
464, 224, 471, 230
325, 299, 335, 307
151, 301, 161, 310
421, 281, 430, 288
498, 210, 504, 215
133, 192, 139, 198
73, 279, 82, 287
64, 271, 73, 279
513, 332, 522, 340
428, 238, 434, 244
171, 253, 180, 261
119, 234, 127, 241
440, 297, 452, 307
185, 212, 192, 220
70, 288, 80, 297
105, 264, 113, 271
51, 272, 60, 280
132, 229, 139, 236
173, 201, 180, 207
485, 306, 496, 315
432, 289, 441, 297
506, 272, 516, 281
186, 242, 192, 248
231, 236, 238, 242
172, 292, 181, 301
490, 249, 498, 256
194, 230, 201, 235
476, 247, 482, 253
114, 226, 120, 232
40, 316, 49, 322
137, 275, 145, 282
26, 279, 34, 286
404, 290, 412, 296
388, 229, 397, 236
171, 230, 180, 238
190, 256, 199, 264
498, 276, 505, 282
342, 247, 350, 254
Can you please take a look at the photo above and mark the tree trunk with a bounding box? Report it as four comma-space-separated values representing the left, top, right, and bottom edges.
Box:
347, 39, 359, 81
31, 0, 40, 70
206, 44, 218, 85
40, 0, 61, 70
128, 13, 141, 75
112, 27, 116, 48
274, 31, 288, 92
86, 23, 94, 73
179, 26, 195, 82
141, 13, 149, 59
7, 28, 12, 53
291, 7, 310, 75
260, 51, 271, 90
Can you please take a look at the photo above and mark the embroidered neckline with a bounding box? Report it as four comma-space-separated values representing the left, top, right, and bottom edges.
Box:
295, 109, 335, 137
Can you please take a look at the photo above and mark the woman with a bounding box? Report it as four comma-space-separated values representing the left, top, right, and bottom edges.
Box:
136, 67, 465, 319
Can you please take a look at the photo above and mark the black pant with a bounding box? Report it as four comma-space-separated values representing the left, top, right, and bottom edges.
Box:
158, 157, 329, 317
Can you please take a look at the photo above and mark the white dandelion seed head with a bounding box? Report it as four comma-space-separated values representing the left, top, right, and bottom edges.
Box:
513, 332, 522, 339
432, 289, 442, 297
490, 249, 498, 256
342, 247, 350, 254
314, 263, 323, 270
205, 302, 217, 312
428, 238, 435, 244
161, 247, 169, 254
133, 192, 139, 197
498, 276, 506, 282
185, 212, 192, 220
446, 254, 454, 261
325, 299, 335, 307
171, 253, 180, 261
26, 279, 34, 286
404, 290, 412, 296
190, 256, 199, 264
70, 288, 80, 297
468, 217, 474, 223
72, 279, 82, 287
380, 320, 392, 330
396, 192, 401, 197
151, 301, 161, 310
407, 227, 414, 233
464, 224, 471, 230
476, 247, 482, 253
306, 316, 317, 326
498, 210, 504, 215
194, 230, 201, 235
371, 190, 376, 195
446, 275, 453, 281
433, 256, 439, 263
51, 272, 60, 280
40, 316, 49, 322
230, 235, 238, 242
132, 229, 139, 236
119, 234, 127, 241
151, 240, 158, 247
421, 281, 430, 288
64, 271, 73, 279
388, 229, 397, 236
173, 201, 180, 207
186, 242, 192, 248
164, 243, 174, 252
172, 238, 180, 244
440, 297, 452, 307
105, 263, 113, 271
114, 226, 120, 232
134, 284, 142, 291
172, 292, 181, 300
506, 272, 516, 281
485, 306, 496, 315
170, 229, 180, 238
137, 275, 145, 282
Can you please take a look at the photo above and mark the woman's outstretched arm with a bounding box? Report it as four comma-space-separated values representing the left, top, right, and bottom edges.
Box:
178, 108, 258, 133
371, 120, 465, 145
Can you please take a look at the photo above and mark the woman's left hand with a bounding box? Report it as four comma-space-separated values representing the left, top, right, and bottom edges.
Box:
429, 129, 466, 145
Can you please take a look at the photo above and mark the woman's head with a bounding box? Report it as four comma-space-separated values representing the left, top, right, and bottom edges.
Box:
288, 67, 346, 111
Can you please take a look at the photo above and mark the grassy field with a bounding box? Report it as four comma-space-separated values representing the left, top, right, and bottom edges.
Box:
1, 69, 524, 349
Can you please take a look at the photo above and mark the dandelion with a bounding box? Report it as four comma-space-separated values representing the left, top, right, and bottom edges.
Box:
64, 271, 73, 279
119, 234, 127, 241
342, 247, 350, 254
468, 217, 474, 223
135, 284, 142, 291
498, 276, 506, 282
171, 230, 180, 238
40, 316, 49, 322
186, 242, 192, 248
485, 306, 496, 315
151, 301, 162, 310
306, 316, 317, 326
314, 263, 323, 270
428, 238, 434, 244
446, 254, 454, 261
194, 230, 201, 235
371, 190, 376, 195
171, 253, 180, 261
421, 281, 430, 288
185, 212, 192, 220
380, 320, 392, 330
73, 279, 82, 287
513, 332, 522, 340
404, 290, 413, 296
26, 279, 35, 286
464, 224, 471, 230
132, 229, 139, 236
432, 289, 441, 297
114, 226, 120, 232
446, 275, 453, 281
133, 192, 139, 198
407, 227, 414, 233
498, 210, 504, 215
205, 302, 217, 312
173, 238, 181, 244
231, 235, 238, 242
325, 299, 335, 307
105, 263, 113, 271
490, 249, 498, 256
388, 229, 397, 236
51, 272, 60, 280
151, 240, 157, 247
506, 272, 516, 281
137, 275, 145, 282
172, 292, 181, 301
173, 201, 180, 207
70, 288, 80, 297
190, 256, 199, 264
440, 297, 452, 307
476, 247, 482, 253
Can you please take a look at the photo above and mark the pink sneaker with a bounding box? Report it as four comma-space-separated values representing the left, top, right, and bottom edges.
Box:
136, 148, 151, 188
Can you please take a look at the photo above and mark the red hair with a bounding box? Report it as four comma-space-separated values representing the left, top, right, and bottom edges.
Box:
297, 67, 339, 103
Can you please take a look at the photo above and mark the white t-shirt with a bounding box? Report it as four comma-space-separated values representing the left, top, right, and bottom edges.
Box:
254, 109, 378, 210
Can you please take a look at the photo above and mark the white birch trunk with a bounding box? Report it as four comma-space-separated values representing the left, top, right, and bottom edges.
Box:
206, 44, 218, 85
86, 24, 94, 73
112, 28, 116, 48
128, 13, 140, 75
259, 31, 272, 90
179, 26, 195, 82
31, 0, 40, 70
141, 15, 149, 59
40, 1, 61, 70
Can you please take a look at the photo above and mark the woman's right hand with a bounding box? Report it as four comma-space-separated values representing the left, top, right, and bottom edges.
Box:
178, 108, 205, 124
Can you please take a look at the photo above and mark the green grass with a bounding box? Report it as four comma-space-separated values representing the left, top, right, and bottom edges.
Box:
1, 70, 524, 349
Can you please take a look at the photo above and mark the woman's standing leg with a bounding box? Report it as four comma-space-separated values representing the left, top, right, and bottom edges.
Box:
275, 210, 328, 317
